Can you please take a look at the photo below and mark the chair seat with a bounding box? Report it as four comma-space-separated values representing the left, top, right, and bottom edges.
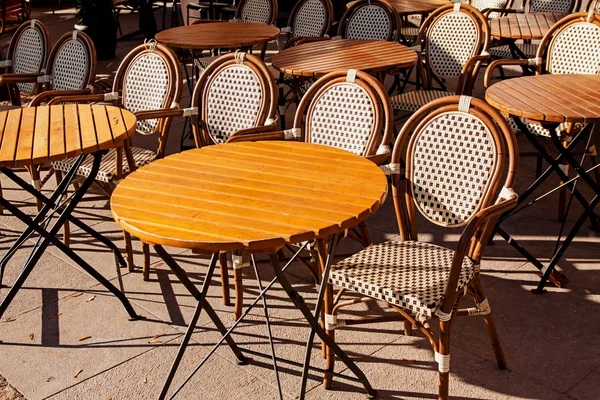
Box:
507, 117, 569, 139
329, 239, 477, 318
51, 146, 157, 183
391, 90, 455, 112
398, 25, 419, 42
489, 42, 538, 59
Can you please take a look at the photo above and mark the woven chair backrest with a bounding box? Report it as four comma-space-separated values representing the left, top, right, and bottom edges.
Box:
338, 0, 398, 41
7, 19, 50, 95
236, 0, 278, 24
289, 0, 333, 37
47, 31, 96, 92
529, 0, 577, 13
470, 0, 511, 18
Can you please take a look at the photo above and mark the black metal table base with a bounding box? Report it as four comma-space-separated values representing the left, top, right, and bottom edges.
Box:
156, 234, 375, 400
495, 119, 600, 292
0, 152, 140, 320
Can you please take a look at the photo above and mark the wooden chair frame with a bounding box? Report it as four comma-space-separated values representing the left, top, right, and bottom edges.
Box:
324, 96, 519, 399
233, 0, 278, 24
284, 0, 334, 40
337, 0, 400, 41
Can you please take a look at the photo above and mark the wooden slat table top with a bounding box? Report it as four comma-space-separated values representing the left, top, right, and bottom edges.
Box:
271, 39, 418, 78
485, 74, 600, 124
0, 105, 137, 168
489, 12, 567, 40
111, 141, 388, 253
155, 22, 280, 50
347, 0, 448, 15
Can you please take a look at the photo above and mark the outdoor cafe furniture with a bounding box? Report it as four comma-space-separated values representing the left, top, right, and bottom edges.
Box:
337, 0, 400, 41
0, 0, 29, 34
226, 69, 394, 320
0, 104, 140, 321
325, 95, 518, 400
188, 0, 278, 26
390, 3, 491, 112
486, 73, 600, 291
133, 52, 278, 303
47, 41, 183, 273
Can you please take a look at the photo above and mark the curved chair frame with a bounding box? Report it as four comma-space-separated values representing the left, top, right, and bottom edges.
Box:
337, 0, 400, 41
285, 0, 334, 39
326, 96, 519, 399
233, 0, 278, 24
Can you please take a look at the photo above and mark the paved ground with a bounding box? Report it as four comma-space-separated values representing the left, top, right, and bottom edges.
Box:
0, 4, 599, 400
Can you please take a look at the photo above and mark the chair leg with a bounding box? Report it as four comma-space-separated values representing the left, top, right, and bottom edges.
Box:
357, 221, 372, 247
54, 170, 71, 247
219, 251, 231, 305
471, 278, 506, 369
557, 163, 568, 222
123, 230, 135, 272
323, 280, 335, 389
233, 266, 244, 320
28, 166, 43, 211
403, 320, 413, 336
438, 319, 451, 400
142, 243, 150, 280
0, 176, 4, 215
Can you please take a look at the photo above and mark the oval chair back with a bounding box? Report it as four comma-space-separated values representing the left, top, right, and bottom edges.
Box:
337, 0, 400, 41
234, 0, 278, 24
527, 0, 579, 13
287, 0, 334, 38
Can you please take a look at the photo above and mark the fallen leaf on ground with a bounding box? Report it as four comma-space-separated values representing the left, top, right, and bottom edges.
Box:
78, 336, 92, 342
142, 376, 147, 384
148, 339, 162, 344
401, 358, 414, 362
48, 312, 62, 320
71, 292, 83, 297
152, 333, 166, 339
73, 369, 83, 378
106, 398, 112, 400
1, 317, 16, 323
46, 377, 55, 382
29, 333, 34, 340
85, 295, 96, 302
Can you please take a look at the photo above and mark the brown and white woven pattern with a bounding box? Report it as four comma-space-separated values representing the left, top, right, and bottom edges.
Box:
507, 117, 569, 138
345, 5, 391, 40
52, 40, 89, 92
293, 0, 327, 37
240, 0, 272, 23
470, 0, 508, 19
489, 42, 538, 59
391, 90, 455, 112
548, 22, 600, 75
13, 28, 45, 95
329, 239, 476, 317
51, 146, 157, 183
206, 65, 263, 143
124, 53, 169, 134
530, 0, 573, 13
427, 11, 479, 79
308, 83, 374, 155
411, 111, 496, 226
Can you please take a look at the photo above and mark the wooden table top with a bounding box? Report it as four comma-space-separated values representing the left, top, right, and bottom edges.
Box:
111, 141, 388, 253
347, 0, 448, 15
155, 22, 280, 50
485, 74, 600, 124
489, 12, 567, 40
0, 105, 137, 168
271, 39, 417, 78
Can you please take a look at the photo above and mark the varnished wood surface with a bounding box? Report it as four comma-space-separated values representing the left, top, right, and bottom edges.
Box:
111, 141, 388, 253
155, 22, 280, 50
489, 12, 567, 40
347, 0, 448, 15
485, 74, 600, 123
0, 105, 137, 168
271, 39, 417, 78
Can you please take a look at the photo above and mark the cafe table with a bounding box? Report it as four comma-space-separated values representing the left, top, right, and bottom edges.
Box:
0, 104, 140, 320
111, 141, 387, 399
486, 74, 600, 292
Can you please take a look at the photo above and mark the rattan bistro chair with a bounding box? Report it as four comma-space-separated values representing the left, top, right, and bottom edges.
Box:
48, 42, 183, 271
325, 95, 518, 400
139, 53, 278, 305
390, 3, 490, 113
228, 69, 394, 319
336, 0, 400, 41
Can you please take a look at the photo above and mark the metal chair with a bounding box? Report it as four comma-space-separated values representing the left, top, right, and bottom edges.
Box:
228, 69, 394, 320
48, 41, 183, 272
390, 3, 490, 113
325, 95, 518, 400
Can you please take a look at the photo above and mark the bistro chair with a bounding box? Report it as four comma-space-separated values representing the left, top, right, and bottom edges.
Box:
588, 0, 600, 12
47, 41, 182, 271
139, 52, 278, 305
336, 0, 400, 41
228, 69, 394, 320
0, 0, 30, 34
488, 0, 580, 61
325, 95, 518, 400
390, 3, 490, 113
485, 10, 600, 220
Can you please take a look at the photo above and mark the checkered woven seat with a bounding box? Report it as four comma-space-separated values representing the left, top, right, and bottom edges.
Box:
330, 239, 477, 317
507, 117, 570, 138
51, 147, 157, 183
391, 90, 455, 112
489, 42, 539, 59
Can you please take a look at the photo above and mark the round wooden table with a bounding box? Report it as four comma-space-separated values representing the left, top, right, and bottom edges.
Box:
347, 0, 447, 15
490, 12, 567, 40
271, 39, 417, 78
0, 104, 140, 321
111, 141, 386, 399
155, 21, 281, 50
486, 74, 600, 292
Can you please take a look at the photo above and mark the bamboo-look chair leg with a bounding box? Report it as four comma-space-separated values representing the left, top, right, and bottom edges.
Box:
54, 170, 71, 247
438, 319, 451, 400
471, 278, 507, 369
0, 178, 3, 214
357, 221, 372, 247
403, 320, 413, 336
28, 166, 43, 211
142, 243, 150, 280
233, 266, 244, 320
123, 230, 135, 272
219, 251, 231, 305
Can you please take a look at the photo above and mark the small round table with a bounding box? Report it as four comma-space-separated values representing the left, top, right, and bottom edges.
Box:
272, 39, 418, 79
490, 12, 567, 40
486, 74, 600, 292
112, 141, 387, 399
0, 104, 140, 321
155, 21, 280, 51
